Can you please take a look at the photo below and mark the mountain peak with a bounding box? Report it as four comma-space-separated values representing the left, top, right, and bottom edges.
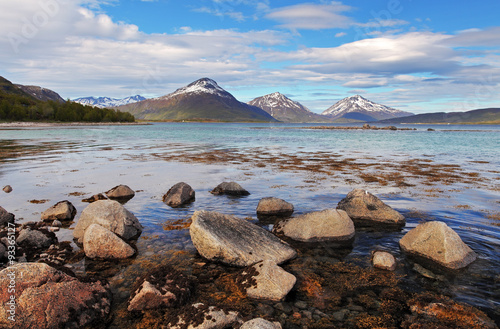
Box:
160, 77, 231, 100
322, 95, 413, 121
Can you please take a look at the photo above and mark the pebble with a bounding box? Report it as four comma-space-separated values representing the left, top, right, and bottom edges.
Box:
294, 301, 307, 309
302, 310, 312, 319
3, 185, 12, 193
274, 302, 292, 314
52, 220, 62, 227
332, 309, 348, 321
256, 303, 274, 317
348, 305, 364, 312
49, 227, 60, 232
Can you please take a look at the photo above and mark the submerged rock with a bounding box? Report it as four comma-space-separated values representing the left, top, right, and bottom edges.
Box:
210, 182, 250, 196
190, 210, 297, 267
83, 224, 135, 259
0, 206, 14, 226
273, 209, 355, 242
403, 292, 497, 329
170, 303, 242, 329
372, 251, 397, 271
337, 189, 405, 227
399, 221, 477, 270
128, 265, 192, 311
241, 318, 282, 329
73, 200, 143, 244
163, 182, 195, 208
256, 197, 294, 217
105, 184, 135, 201
238, 260, 296, 301
41, 200, 76, 222
82, 193, 107, 203
0, 263, 111, 329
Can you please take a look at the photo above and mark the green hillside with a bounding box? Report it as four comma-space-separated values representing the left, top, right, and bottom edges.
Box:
379, 108, 500, 124
0, 76, 134, 122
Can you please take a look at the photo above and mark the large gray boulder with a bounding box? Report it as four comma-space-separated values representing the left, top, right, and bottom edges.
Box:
0, 263, 111, 329
83, 224, 135, 259
163, 182, 195, 208
273, 209, 355, 242
41, 200, 76, 222
256, 197, 294, 217
399, 221, 477, 270
170, 303, 242, 329
210, 182, 249, 196
105, 184, 135, 200
73, 200, 143, 244
241, 318, 282, 329
239, 260, 296, 301
0, 206, 14, 226
337, 189, 405, 227
190, 210, 297, 267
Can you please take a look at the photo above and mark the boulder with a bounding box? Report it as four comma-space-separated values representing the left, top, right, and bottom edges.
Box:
190, 210, 296, 267
128, 265, 192, 311
256, 197, 294, 217
0, 206, 14, 226
372, 251, 397, 271
3, 185, 12, 193
73, 200, 143, 244
163, 182, 195, 208
238, 260, 296, 301
210, 182, 249, 196
337, 189, 405, 227
0, 263, 111, 329
83, 224, 135, 259
241, 318, 282, 329
399, 221, 477, 270
170, 303, 242, 329
41, 200, 76, 222
105, 184, 135, 200
273, 209, 355, 242
17, 228, 54, 250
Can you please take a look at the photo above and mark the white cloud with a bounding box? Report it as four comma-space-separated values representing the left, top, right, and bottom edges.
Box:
265, 2, 353, 30
335, 32, 346, 37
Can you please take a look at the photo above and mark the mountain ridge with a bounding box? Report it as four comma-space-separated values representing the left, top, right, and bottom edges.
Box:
248, 92, 335, 123
379, 108, 500, 124
73, 95, 146, 108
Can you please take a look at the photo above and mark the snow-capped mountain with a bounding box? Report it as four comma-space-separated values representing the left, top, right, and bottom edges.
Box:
156, 78, 231, 100
322, 95, 413, 121
115, 78, 276, 122
73, 95, 146, 108
248, 92, 333, 123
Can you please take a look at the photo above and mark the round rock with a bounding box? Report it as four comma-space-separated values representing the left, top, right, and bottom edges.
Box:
337, 189, 405, 227
162, 182, 195, 208
73, 200, 143, 244
241, 318, 283, 329
256, 197, 294, 217
372, 251, 397, 271
190, 210, 297, 267
210, 182, 249, 196
399, 221, 477, 270
83, 224, 135, 259
273, 209, 355, 242
41, 200, 76, 222
3, 185, 12, 193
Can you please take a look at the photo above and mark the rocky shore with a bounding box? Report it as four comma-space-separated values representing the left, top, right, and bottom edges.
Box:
1, 180, 497, 329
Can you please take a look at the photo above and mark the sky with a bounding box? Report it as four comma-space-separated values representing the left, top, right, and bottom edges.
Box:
1, 0, 499, 114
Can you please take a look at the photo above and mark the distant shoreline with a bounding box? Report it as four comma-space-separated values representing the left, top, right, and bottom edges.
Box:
0, 121, 151, 128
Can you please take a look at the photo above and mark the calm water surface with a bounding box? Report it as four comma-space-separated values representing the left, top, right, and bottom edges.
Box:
1, 122, 499, 324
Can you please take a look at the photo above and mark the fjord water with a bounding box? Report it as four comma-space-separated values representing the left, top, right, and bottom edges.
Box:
1, 122, 499, 323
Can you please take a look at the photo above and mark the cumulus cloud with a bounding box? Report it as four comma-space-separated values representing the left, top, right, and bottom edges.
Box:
265, 2, 353, 30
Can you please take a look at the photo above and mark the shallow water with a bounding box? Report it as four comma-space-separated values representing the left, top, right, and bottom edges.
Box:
1, 122, 499, 326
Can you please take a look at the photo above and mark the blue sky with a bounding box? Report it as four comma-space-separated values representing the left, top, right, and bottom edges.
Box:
1, 0, 499, 114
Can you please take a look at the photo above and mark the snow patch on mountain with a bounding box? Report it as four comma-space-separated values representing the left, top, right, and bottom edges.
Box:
322, 95, 412, 120
73, 95, 146, 108
156, 78, 232, 101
